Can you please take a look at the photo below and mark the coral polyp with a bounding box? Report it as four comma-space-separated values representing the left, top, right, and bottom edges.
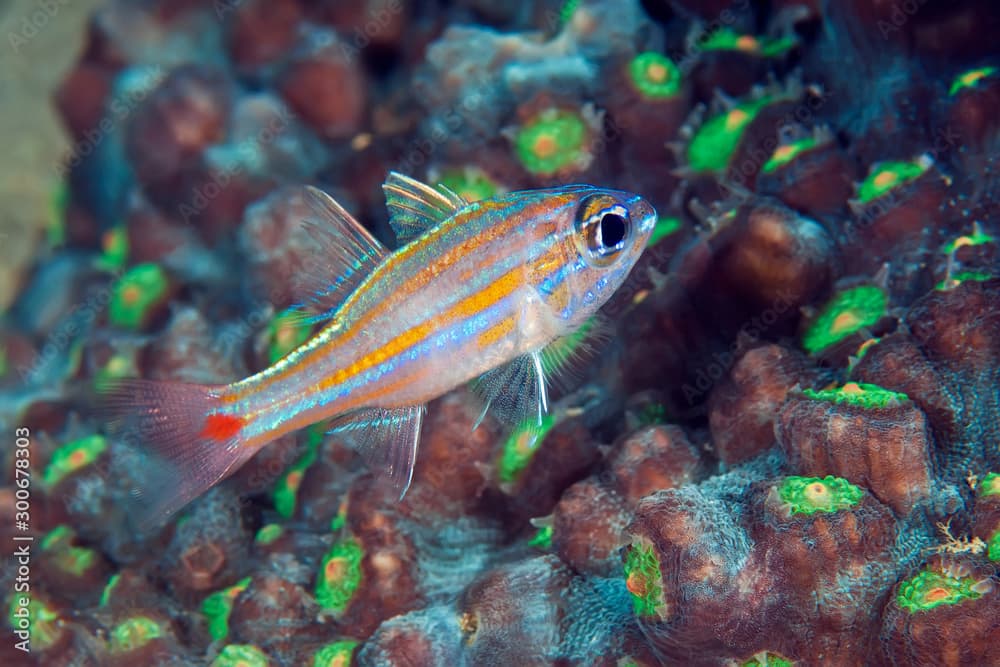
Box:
628, 52, 682, 100
775, 475, 863, 516
6, 0, 1000, 664
801, 285, 887, 355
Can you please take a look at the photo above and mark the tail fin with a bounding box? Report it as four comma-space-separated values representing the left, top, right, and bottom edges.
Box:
99, 379, 256, 528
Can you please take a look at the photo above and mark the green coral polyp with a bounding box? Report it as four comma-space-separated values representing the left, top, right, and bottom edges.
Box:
628, 52, 681, 99
741, 652, 794, 667
212, 644, 270, 667
498, 413, 556, 484
979, 472, 1000, 498
528, 524, 553, 550
109, 262, 169, 330
202, 576, 252, 641
648, 216, 681, 248
988, 531, 1000, 562
802, 285, 887, 354
272, 437, 319, 518
777, 476, 862, 516
949, 66, 997, 96
624, 542, 666, 618
897, 569, 983, 613
268, 309, 312, 364
515, 109, 588, 175
688, 96, 772, 173
255, 523, 284, 546
436, 169, 498, 203
312, 640, 358, 667
315, 535, 364, 613
936, 271, 993, 290
100, 573, 121, 607
110, 616, 163, 652
762, 136, 820, 173
942, 228, 994, 254
43, 434, 108, 488
97, 225, 129, 271
699, 28, 795, 57
802, 382, 909, 409
856, 160, 928, 204
7, 596, 61, 650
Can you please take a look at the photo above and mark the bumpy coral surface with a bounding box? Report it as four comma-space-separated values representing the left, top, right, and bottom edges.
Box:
2, 0, 999, 665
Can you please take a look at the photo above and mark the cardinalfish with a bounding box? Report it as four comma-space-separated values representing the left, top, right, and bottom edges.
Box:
104, 172, 656, 524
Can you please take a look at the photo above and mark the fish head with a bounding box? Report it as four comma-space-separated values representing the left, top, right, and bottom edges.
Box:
534, 187, 656, 327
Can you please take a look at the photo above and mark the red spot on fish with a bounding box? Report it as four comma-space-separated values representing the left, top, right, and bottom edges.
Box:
200, 414, 244, 442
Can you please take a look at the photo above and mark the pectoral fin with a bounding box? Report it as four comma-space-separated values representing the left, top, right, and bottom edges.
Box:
329, 404, 426, 499
469, 350, 549, 431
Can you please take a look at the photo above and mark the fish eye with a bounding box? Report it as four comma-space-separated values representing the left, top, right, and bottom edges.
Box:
574, 195, 632, 266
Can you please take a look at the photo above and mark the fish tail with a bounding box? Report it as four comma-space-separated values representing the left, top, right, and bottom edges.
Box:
99, 378, 258, 528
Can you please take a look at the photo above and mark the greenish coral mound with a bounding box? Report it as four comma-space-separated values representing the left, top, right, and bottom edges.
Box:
762, 136, 821, 173
315, 535, 364, 613
896, 569, 983, 613
43, 434, 107, 488
528, 524, 553, 550
268, 308, 313, 364
497, 413, 556, 484
801, 382, 909, 409
109, 262, 169, 330
212, 644, 270, 667
856, 160, 928, 204
515, 109, 589, 176
935, 271, 994, 291
7, 595, 61, 650
110, 616, 163, 652
980, 472, 1000, 498
741, 651, 795, 667
436, 168, 499, 202
628, 52, 681, 99
688, 96, 772, 173
942, 228, 994, 254
624, 541, 666, 618
647, 216, 681, 248
312, 640, 359, 667
988, 531, 1000, 563
272, 434, 321, 518
801, 285, 887, 354
776, 476, 863, 516
699, 28, 795, 56
202, 577, 252, 641
254, 523, 284, 546
949, 66, 997, 96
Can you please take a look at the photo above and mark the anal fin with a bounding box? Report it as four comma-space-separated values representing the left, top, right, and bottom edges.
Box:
329, 404, 426, 499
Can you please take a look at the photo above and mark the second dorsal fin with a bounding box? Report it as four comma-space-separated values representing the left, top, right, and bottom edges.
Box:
291, 185, 389, 321
382, 171, 467, 245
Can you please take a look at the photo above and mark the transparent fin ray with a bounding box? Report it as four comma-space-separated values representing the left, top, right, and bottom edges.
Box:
329, 404, 426, 499
469, 351, 549, 431
538, 314, 613, 393
291, 186, 389, 318
382, 171, 467, 245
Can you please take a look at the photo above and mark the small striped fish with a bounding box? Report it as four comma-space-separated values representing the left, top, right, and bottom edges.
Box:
105, 172, 656, 524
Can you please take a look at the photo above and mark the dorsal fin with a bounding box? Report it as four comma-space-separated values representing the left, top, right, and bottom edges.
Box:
292, 186, 389, 321
382, 171, 467, 245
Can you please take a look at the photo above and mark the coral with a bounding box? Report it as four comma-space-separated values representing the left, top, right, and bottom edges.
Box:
801, 285, 887, 356
777, 383, 936, 515
879, 557, 999, 665
7, 0, 1000, 664
709, 344, 826, 464
108, 262, 171, 331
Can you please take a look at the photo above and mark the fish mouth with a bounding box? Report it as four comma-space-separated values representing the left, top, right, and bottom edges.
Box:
632, 199, 657, 234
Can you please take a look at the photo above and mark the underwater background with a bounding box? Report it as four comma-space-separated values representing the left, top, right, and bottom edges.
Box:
1, 0, 1000, 665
